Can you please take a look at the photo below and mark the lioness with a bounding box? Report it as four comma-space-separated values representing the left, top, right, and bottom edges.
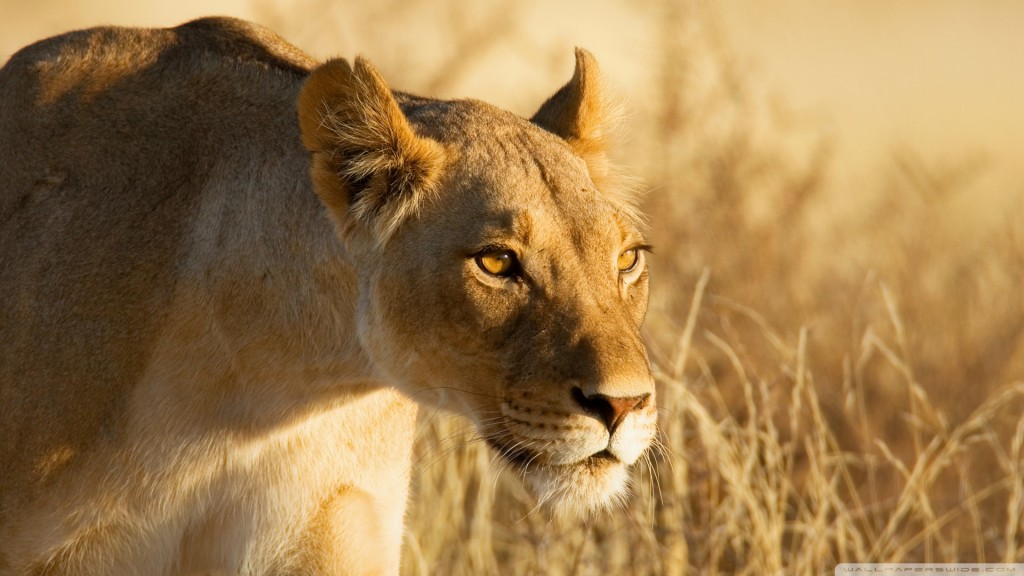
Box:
0, 17, 656, 575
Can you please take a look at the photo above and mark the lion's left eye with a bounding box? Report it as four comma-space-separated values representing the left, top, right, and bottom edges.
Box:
617, 248, 639, 273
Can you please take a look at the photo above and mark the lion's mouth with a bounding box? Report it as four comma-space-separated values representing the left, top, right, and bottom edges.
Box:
484, 435, 631, 516
484, 437, 535, 468
589, 449, 618, 463
485, 438, 621, 470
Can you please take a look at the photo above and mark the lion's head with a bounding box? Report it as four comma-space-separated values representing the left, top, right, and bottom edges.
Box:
297, 50, 655, 515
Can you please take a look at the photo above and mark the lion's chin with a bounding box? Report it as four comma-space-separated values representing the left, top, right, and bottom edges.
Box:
521, 455, 630, 518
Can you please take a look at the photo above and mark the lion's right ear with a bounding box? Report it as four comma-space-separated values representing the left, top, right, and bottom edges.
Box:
298, 57, 447, 244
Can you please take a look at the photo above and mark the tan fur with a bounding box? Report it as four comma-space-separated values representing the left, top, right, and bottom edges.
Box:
0, 17, 656, 575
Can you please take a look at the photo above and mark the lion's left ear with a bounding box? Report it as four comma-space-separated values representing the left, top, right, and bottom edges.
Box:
297, 56, 446, 245
531, 48, 616, 184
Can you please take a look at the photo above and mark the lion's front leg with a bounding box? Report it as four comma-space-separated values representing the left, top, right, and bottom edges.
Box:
292, 485, 404, 576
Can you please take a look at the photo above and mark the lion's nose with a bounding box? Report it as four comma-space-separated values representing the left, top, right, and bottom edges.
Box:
572, 387, 650, 433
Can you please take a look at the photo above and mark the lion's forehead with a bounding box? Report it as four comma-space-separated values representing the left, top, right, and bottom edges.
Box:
441, 189, 624, 268
408, 99, 588, 180
406, 99, 639, 279
426, 116, 622, 235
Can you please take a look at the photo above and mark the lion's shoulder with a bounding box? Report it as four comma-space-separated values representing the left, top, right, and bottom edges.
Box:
170, 17, 316, 75
0, 17, 315, 223
0, 19, 326, 522
3, 17, 313, 81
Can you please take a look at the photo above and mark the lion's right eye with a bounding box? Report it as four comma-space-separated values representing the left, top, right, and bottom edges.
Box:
476, 250, 519, 277
617, 248, 639, 273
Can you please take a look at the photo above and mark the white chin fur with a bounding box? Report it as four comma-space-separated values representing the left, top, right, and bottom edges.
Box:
524, 458, 630, 518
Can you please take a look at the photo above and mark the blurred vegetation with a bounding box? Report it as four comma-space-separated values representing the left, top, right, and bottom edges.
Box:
255, 0, 1024, 573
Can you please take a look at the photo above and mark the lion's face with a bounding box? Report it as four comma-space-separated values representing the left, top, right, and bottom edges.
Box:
299, 52, 656, 515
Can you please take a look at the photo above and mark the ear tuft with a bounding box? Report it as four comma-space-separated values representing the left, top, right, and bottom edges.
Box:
298, 57, 447, 244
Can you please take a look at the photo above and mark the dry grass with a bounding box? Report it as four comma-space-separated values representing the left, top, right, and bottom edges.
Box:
272, 1, 1024, 573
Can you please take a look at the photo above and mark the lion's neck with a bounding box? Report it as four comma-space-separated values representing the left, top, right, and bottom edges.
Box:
161, 143, 386, 434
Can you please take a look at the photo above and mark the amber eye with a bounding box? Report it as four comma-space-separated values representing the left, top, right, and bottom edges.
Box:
476, 250, 518, 277
617, 248, 640, 272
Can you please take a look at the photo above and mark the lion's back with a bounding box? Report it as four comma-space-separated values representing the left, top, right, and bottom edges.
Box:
0, 16, 314, 225
0, 18, 314, 514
